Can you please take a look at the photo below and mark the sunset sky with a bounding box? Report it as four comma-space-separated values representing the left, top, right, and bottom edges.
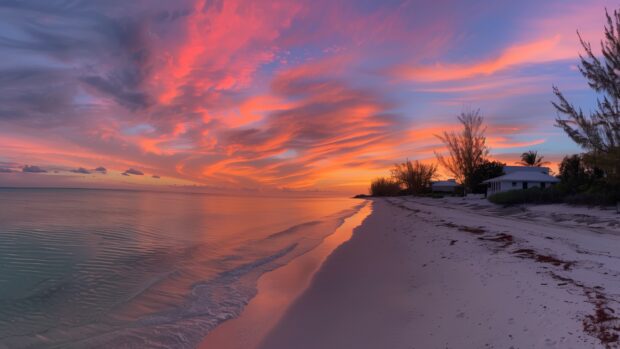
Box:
0, 0, 613, 193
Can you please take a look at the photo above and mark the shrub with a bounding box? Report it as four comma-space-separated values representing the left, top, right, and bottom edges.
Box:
391, 160, 437, 195
416, 192, 445, 199
564, 184, 620, 206
369, 177, 402, 197
489, 184, 620, 207
488, 187, 565, 206
558, 154, 604, 194
470, 160, 505, 194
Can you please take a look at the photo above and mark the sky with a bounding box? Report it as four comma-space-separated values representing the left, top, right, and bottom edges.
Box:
0, 0, 613, 193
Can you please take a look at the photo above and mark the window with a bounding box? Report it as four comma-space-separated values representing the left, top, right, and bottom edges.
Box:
541, 182, 546, 189
512, 182, 517, 187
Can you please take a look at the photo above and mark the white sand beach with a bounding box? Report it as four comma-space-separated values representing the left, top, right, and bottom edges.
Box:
202, 197, 620, 349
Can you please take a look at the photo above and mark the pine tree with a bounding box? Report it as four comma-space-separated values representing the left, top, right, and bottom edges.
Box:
553, 9, 620, 183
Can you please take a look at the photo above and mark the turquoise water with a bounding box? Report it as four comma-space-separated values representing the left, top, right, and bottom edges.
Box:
0, 188, 363, 348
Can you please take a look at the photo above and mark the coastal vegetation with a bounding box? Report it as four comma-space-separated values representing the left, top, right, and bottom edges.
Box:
391, 160, 437, 195
490, 154, 617, 206
369, 160, 437, 196
368, 111, 502, 197
369, 177, 402, 197
469, 160, 505, 194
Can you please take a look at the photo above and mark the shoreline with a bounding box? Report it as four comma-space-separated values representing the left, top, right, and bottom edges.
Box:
201, 197, 620, 348
199, 202, 372, 349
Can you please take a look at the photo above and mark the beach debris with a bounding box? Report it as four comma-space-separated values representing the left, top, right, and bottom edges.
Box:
512, 249, 575, 270
440, 222, 486, 235
550, 273, 620, 348
477, 233, 514, 248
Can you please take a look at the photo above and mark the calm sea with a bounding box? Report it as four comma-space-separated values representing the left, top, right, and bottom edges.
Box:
0, 188, 364, 348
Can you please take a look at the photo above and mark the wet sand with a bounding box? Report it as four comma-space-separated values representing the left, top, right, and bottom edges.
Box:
199, 203, 372, 349
202, 197, 620, 348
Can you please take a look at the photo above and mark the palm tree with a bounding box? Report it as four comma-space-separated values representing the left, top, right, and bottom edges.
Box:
518, 150, 548, 167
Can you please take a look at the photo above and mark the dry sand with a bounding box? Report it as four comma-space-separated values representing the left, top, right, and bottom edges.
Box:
202, 197, 620, 349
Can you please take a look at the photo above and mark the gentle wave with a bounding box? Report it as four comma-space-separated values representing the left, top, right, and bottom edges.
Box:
0, 189, 364, 348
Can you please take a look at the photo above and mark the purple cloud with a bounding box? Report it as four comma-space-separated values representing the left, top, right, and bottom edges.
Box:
123, 168, 144, 176
71, 167, 91, 174
22, 165, 47, 173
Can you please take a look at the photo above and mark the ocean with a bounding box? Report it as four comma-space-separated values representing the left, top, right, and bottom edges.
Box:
0, 188, 364, 348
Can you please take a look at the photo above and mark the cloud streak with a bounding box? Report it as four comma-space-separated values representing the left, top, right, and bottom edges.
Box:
0, 0, 608, 191
22, 165, 47, 173
71, 167, 91, 174
123, 168, 144, 176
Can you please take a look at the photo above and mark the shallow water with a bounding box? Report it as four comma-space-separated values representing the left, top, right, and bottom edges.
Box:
0, 188, 362, 348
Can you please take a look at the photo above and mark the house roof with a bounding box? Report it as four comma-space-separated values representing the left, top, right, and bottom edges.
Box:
482, 171, 560, 184
504, 166, 550, 175
432, 180, 459, 187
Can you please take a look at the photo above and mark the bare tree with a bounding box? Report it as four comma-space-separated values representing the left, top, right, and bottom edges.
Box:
391, 160, 437, 195
518, 150, 549, 167
435, 109, 489, 192
553, 9, 620, 182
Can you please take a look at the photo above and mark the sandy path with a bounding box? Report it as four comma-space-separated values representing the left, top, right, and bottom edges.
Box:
256, 198, 619, 349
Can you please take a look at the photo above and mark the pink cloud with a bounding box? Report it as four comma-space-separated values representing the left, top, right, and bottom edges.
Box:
391, 1, 609, 86
0, 0, 608, 193
154, 0, 303, 104
393, 36, 575, 82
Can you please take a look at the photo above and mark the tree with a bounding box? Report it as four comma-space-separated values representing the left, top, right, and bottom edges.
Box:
369, 177, 401, 197
559, 154, 604, 193
391, 160, 437, 195
470, 160, 505, 193
435, 109, 489, 192
559, 155, 585, 185
553, 9, 620, 183
518, 150, 549, 167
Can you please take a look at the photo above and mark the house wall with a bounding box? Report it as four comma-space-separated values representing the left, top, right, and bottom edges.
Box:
488, 181, 553, 196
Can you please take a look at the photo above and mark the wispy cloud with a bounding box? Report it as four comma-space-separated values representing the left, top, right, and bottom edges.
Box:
0, 0, 608, 192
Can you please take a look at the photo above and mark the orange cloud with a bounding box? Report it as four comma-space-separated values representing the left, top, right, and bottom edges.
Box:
395, 36, 575, 82
2, 0, 604, 194
487, 137, 546, 149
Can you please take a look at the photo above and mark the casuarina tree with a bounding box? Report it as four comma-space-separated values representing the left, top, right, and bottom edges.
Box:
553, 9, 620, 183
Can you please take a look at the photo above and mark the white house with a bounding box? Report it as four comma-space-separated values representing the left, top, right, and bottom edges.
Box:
483, 166, 560, 196
431, 179, 459, 193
